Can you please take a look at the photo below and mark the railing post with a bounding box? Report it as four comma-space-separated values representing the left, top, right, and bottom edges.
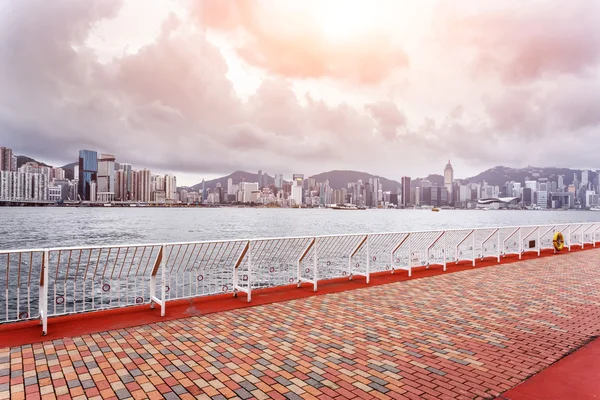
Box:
247, 246, 252, 303
313, 239, 318, 292
568, 225, 572, 251
40, 249, 49, 336
233, 259, 239, 296
537, 228, 541, 256
497, 230, 501, 263
472, 231, 476, 266
443, 232, 447, 271
519, 228, 522, 259
348, 250, 352, 280
366, 236, 370, 284
160, 244, 166, 316
581, 225, 584, 249
408, 236, 412, 277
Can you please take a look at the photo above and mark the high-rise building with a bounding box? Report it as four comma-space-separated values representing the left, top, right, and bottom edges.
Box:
291, 174, 304, 206
115, 170, 124, 200
138, 169, 151, 202
401, 177, 411, 207
0, 147, 14, 171
97, 154, 115, 202
201, 179, 206, 201
274, 174, 283, 189
78, 150, 98, 201
258, 170, 263, 189
227, 178, 234, 195
522, 187, 533, 205
582, 170, 589, 187
537, 191, 548, 209
165, 174, 177, 200
120, 163, 132, 200
444, 161, 454, 200
557, 175, 564, 192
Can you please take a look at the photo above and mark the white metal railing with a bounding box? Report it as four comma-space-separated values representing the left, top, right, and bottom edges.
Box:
2, 222, 600, 335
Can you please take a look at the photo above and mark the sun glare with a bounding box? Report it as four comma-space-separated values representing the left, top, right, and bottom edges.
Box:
314, 0, 379, 40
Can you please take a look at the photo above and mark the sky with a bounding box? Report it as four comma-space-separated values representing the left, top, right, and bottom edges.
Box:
1, 0, 600, 186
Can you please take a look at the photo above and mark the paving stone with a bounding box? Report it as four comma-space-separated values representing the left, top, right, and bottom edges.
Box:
4, 249, 600, 400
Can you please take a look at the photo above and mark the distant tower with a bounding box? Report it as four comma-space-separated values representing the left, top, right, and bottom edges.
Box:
401, 177, 411, 207
444, 160, 454, 202
258, 170, 263, 189
201, 179, 206, 201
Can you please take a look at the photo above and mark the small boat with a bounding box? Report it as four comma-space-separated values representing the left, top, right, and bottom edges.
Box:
432, 207, 440, 212
331, 205, 365, 210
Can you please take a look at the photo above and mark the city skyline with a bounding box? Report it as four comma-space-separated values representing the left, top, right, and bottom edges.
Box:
1, 1, 600, 184
3, 144, 600, 210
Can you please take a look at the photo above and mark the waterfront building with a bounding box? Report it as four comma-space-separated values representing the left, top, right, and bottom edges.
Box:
401, 177, 410, 207
258, 170, 263, 189
586, 191, 598, 208
119, 164, 132, 200
292, 174, 304, 205
459, 185, 471, 202
115, 170, 124, 200
137, 169, 151, 202
558, 175, 564, 191
227, 178, 234, 195
537, 191, 548, 209
274, 174, 283, 189
582, 170, 589, 187
78, 150, 98, 201
0, 147, 15, 171
48, 185, 62, 201
97, 154, 115, 202
522, 187, 533, 205
240, 182, 259, 203
90, 181, 97, 202
165, 174, 177, 201
444, 161, 454, 200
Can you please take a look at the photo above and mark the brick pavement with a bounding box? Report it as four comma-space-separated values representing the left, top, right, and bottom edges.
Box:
1, 249, 600, 400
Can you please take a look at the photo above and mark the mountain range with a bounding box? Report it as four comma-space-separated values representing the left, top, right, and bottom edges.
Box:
15, 154, 598, 190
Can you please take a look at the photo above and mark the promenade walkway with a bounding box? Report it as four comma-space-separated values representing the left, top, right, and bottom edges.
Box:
1, 249, 600, 400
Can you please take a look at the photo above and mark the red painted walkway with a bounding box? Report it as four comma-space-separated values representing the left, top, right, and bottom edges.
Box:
500, 337, 600, 400
0, 247, 584, 349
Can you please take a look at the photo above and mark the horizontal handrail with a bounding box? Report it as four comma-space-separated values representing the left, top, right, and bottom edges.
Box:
5, 222, 598, 254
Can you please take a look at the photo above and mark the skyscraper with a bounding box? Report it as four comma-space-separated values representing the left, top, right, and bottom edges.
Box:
274, 174, 283, 189
444, 161, 454, 203
165, 174, 177, 200
0, 147, 14, 171
120, 163, 132, 200
138, 169, 151, 202
558, 175, 564, 192
201, 179, 206, 201
78, 150, 98, 201
292, 174, 304, 205
582, 170, 589, 187
97, 154, 115, 202
258, 170, 263, 189
401, 177, 411, 207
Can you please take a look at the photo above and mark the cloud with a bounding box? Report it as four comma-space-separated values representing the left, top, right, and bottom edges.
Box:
435, 0, 600, 84
193, 0, 409, 84
364, 101, 408, 141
